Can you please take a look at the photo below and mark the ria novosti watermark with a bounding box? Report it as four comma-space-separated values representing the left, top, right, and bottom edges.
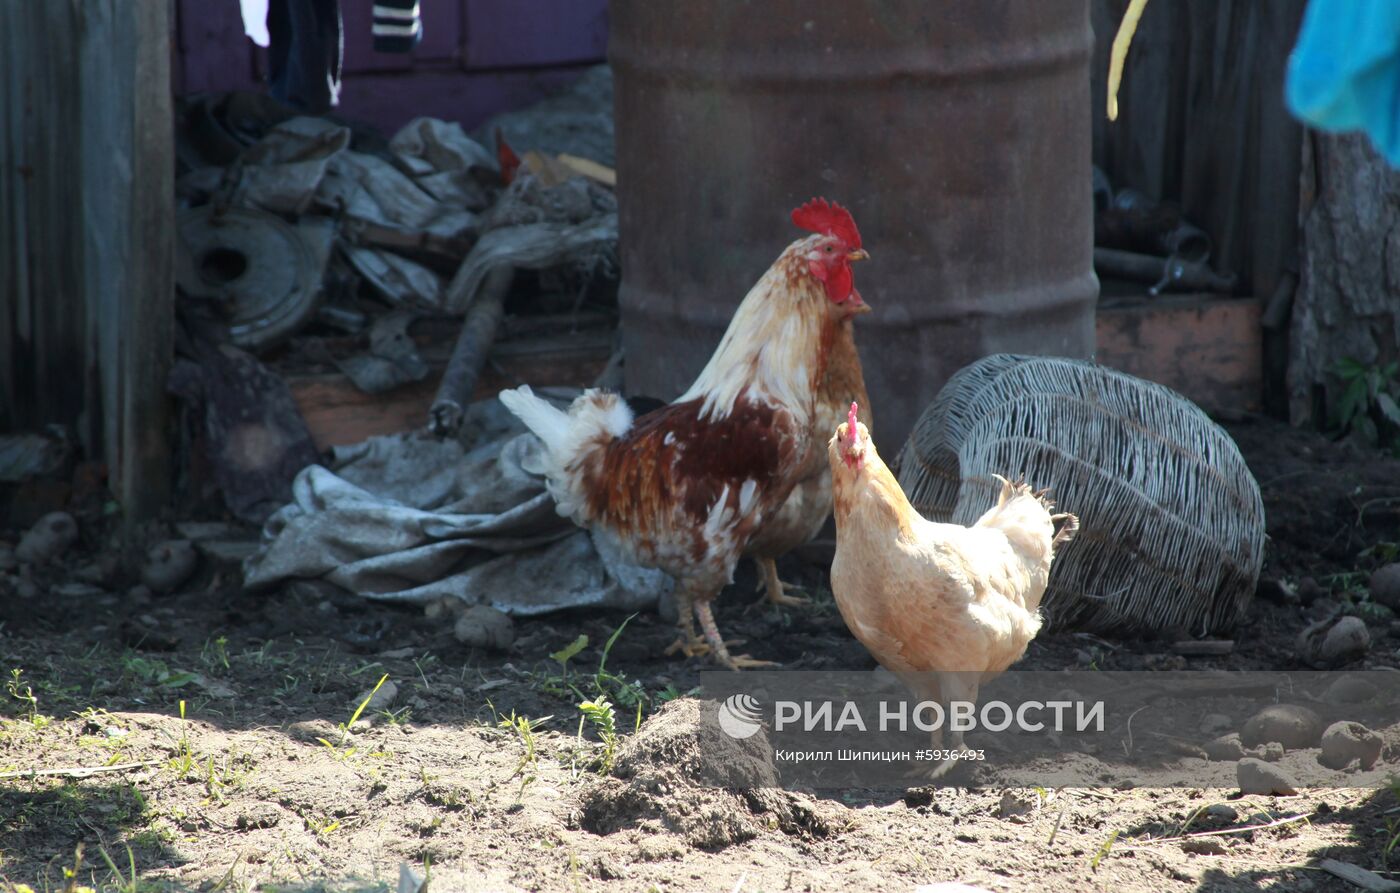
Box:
761, 696, 1105, 734
701, 670, 1400, 789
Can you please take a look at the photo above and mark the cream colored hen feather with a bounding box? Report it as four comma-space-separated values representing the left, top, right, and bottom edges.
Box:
827, 411, 1076, 760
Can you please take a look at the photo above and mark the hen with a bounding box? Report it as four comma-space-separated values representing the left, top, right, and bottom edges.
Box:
828, 405, 1077, 752
744, 316, 871, 607
500, 199, 870, 669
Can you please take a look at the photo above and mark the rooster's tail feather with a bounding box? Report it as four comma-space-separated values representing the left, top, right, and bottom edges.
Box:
498, 385, 573, 457
497, 386, 634, 513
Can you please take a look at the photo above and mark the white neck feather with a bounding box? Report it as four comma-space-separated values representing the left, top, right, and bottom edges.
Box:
678, 238, 827, 423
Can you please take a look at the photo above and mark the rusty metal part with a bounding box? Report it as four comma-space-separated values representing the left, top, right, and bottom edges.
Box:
1096, 202, 1213, 264
1093, 248, 1237, 295
428, 266, 514, 437
176, 205, 323, 351
610, 0, 1097, 450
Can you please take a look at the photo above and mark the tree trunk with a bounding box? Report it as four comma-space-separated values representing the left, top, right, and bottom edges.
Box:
1289, 133, 1400, 426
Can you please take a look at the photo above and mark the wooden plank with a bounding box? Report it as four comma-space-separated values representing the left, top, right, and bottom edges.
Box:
0, 4, 23, 426
121, 0, 176, 525
1318, 860, 1400, 893
0, 3, 89, 441
1095, 294, 1263, 412
1090, 0, 1305, 301
290, 350, 611, 451
80, 1, 134, 512
1, 2, 172, 525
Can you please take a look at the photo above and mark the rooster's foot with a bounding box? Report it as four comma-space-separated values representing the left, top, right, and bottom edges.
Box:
762, 586, 810, 609
720, 653, 782, 671
755, 559, 810, 608
663, 636, 710, 659
694, 600, 775, 671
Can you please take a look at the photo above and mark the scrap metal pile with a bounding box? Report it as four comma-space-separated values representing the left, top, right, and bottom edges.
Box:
1091, 166, 1237, 297
169, 66, 619, 523
163, 67, 679, 622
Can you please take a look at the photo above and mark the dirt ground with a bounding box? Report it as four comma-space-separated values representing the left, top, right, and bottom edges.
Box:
4, 412, 1400, 892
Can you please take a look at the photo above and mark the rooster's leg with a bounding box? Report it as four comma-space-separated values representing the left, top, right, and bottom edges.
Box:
664, 582, 710, 659
754, 558, 810, 608
695, 599, 779, 671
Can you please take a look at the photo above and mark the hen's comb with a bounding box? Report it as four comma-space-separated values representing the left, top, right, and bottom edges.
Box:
846, 402, 860, 444
791, 197, 862, 249
496, 128, 521, 185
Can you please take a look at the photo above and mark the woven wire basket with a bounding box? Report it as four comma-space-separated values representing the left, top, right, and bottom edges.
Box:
892, 354, 1265, 636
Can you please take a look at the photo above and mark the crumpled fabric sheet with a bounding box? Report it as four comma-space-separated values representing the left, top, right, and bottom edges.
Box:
242, 403, 672, 615
1287, 0, 1400, 165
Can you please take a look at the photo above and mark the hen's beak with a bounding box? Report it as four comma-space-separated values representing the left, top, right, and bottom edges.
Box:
847, 249, 870, 262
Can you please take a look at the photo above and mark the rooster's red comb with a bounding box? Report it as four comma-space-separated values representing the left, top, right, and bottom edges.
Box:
791, 197, 862, 249
846, 402, 860, 443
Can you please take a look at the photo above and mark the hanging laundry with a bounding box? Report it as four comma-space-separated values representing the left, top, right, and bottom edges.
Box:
373, 0, 423, 53
1287, 0, 1400, 166
238, 0, 271, 47
266, 0, 344, 113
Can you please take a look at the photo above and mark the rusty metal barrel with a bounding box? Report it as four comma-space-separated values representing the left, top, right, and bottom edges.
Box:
610, 1, 1097, 451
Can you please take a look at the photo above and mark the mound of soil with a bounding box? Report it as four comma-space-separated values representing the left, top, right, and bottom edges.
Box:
579, 698, 841, 849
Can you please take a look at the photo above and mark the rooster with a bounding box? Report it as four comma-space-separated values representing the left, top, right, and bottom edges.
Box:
828, 404, 1077, 753
744, 316, 871, 607
499, 199, 870, 669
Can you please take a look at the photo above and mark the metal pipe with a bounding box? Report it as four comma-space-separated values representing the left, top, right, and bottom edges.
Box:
428, 266, 513, 437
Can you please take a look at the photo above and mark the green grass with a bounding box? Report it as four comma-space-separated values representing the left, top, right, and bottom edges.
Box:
167, 701, 195, 780
492, 704, 550, 799
576, 696, 620, 773
315, 674, 390, 760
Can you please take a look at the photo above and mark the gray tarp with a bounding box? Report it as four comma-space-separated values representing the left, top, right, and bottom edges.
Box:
242, 398, 671, 615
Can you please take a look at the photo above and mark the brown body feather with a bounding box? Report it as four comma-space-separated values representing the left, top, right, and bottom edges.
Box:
580, 393, 804, 578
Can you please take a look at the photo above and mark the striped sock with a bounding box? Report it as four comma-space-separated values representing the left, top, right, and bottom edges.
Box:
373, 0, 421, 52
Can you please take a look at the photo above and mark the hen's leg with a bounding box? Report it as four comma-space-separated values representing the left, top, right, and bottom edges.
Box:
938, 673, 980, 753
754, 557, 810, 608
696, 599, 779, 671
664, 581, 710, 658
902, 675, 982, 784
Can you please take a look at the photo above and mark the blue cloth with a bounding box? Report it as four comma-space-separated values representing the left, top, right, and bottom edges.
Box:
1287, 0, 1400, 165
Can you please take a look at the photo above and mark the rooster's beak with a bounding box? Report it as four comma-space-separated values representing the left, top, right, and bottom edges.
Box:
847, 249, 870, 262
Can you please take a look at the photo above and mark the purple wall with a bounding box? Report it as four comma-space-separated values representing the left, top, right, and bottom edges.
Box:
173, 0, 608, 134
